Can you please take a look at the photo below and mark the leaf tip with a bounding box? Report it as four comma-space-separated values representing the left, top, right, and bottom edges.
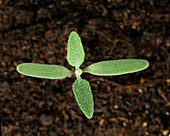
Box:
70, 31, 77, 35
145, 60, 149, 68
85, 110, 94, 119
141, 59, 149, 70
16, 63, 22, 73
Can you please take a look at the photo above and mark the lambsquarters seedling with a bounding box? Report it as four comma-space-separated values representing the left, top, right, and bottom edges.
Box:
17, 31, 149, 119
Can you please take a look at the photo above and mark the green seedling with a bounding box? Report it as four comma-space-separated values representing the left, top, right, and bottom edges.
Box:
17, 31, 149, 119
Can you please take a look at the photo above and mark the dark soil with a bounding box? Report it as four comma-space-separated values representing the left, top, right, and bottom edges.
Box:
0, 0, 170, 136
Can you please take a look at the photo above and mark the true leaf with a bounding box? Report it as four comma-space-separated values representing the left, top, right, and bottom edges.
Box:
72, 78, 94, 119
83, 59, 149, 76
17, 63, 73, 79
67, 31, 85, 68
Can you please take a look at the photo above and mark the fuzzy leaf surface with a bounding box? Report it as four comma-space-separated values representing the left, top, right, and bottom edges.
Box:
17, 63, 73, 79
83, 59, 149, 76
72, 78, 94, 119
67, 31, 85, 68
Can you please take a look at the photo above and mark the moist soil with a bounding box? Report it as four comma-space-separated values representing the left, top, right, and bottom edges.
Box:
0, 1, 170, 136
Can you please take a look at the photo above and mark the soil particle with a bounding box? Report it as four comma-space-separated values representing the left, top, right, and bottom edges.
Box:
39, 114, 54, 127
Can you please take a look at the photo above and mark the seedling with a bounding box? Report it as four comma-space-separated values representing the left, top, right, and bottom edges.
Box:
17, 31, 149, 119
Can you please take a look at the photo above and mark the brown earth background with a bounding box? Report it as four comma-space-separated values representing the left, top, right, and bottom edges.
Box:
0, 0, 170, 136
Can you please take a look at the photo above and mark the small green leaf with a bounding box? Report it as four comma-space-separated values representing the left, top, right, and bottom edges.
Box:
83, 59, 149, 76
67, 31, 85, 68
72, 78, 94, 119
17, 63, 73, 79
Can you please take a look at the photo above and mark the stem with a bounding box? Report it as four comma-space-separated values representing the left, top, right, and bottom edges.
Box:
75, 68, 83, 79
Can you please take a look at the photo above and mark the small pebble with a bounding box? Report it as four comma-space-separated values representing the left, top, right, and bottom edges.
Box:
114, 105, 118, 109
142, 122, 147, 127
39, 114, 53, 126
162, 130, 169, 136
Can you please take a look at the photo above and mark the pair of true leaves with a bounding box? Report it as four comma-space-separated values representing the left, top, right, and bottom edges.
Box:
17, 31, 149, 119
